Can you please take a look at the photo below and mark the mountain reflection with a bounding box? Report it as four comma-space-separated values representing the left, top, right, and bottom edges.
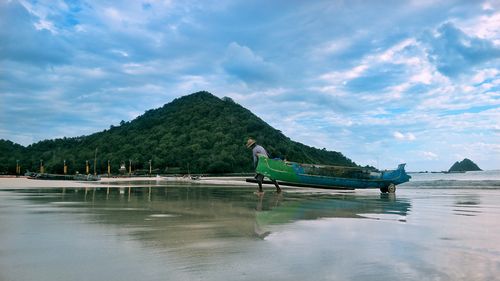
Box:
18, 186, 411, 250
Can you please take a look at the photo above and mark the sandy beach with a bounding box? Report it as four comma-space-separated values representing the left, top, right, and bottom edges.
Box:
0, 175, 256, 189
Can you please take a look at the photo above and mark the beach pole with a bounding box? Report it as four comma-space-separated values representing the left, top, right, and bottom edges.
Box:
86, 160, 89, 175
40, 160, 44, 174
149, 159, 152, 177
94, 148, 97, 176
63, 160, 67, 175
108, 160, 111, 178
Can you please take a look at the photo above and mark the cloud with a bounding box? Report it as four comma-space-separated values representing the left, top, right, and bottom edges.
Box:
393, 131, 416, 141
459, 10, 500, 41
221, 42, 281, 86
318, 37, 442, 103
345, 64, 408, 93
421, 22, 500, 77
421, 151, 438, 160
0, 1, 71, 66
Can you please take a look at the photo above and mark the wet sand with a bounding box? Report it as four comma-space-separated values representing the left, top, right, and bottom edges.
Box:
1, 172, 500, 280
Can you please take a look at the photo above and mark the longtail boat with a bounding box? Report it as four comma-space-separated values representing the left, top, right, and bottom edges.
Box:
27, 173, 101, 181
253, 156, 411, 193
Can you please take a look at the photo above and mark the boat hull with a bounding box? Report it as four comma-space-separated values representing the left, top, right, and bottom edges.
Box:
255, 156, 410, 190
27, 173, 101, 181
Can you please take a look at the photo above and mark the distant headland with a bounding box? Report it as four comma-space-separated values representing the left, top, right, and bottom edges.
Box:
448, 158, 482, 172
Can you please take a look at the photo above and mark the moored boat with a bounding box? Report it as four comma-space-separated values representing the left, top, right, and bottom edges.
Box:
254, 156, 410, 193
27, 173, 101, 181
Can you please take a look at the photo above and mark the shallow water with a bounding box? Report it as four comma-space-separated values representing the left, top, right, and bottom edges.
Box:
1, 174, 500, 281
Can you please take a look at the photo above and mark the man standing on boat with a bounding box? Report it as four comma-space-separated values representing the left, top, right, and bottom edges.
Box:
246, 138, 282, 194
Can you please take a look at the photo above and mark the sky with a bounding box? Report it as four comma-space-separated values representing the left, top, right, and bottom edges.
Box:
0, 0, 499, 171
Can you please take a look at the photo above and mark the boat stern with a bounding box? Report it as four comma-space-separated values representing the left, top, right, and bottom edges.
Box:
382, 163, 411, 185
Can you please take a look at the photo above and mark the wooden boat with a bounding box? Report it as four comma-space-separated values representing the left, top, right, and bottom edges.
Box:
27, 173, 101, 181
253, 156, 410, 193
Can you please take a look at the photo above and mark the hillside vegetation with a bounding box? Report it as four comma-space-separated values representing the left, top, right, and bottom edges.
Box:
0, 91, 355, 174
448, 158, 482, 172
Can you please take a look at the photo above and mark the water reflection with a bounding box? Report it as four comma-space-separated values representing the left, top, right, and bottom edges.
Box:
16, 186, 411, 244
453, 194, 482, 217
3, 186, 500, 281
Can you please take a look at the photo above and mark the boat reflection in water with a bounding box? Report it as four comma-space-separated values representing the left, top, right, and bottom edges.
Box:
18, 186, 411, 245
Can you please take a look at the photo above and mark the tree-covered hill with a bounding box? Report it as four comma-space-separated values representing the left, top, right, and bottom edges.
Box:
0, 91, 356, 175
0, 140, 26, 174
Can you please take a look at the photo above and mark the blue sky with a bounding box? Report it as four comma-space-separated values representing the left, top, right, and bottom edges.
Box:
1, 0, 499, 171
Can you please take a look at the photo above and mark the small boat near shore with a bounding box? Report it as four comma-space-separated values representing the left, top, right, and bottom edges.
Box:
252, 156, 411, 193
26, 172, 101, 181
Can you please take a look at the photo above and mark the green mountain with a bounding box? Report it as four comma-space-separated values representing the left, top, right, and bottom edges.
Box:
448, 158, 482, 172
0, 91, 356, 175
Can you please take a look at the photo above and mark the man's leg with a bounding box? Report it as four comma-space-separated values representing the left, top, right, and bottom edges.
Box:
256, 174, 264, 193
272, 180, 282, 193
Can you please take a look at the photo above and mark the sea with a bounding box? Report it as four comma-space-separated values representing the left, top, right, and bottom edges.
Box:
1, 171, 500, 281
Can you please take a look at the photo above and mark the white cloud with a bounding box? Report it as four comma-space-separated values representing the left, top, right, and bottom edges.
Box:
460, 12, 500, 40
471, 68, 499, 84
372, 38, 417, 63
176, 75, 210, 93
34, 19, 57, 33
393, 131, 405, 140
111, 49, 129, 57
393, 131, 416, 141
313, 38, 352, 57
122, 63, 155, 75
318, 37, 443, 100
482, 2, 494, 11
409, 69, 434, 85
319, 64, 368, 85
421, 151, 438, 160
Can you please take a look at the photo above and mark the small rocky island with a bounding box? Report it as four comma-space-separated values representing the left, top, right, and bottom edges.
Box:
448, 158, 482, 172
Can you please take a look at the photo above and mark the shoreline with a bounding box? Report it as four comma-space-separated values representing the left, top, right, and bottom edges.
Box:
0, 175, 257, 189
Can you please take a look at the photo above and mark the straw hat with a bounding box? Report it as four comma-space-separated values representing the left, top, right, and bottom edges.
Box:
246, 138, 256, 148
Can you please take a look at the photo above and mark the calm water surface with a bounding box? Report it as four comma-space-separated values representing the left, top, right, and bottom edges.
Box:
1, 174, 500, 281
